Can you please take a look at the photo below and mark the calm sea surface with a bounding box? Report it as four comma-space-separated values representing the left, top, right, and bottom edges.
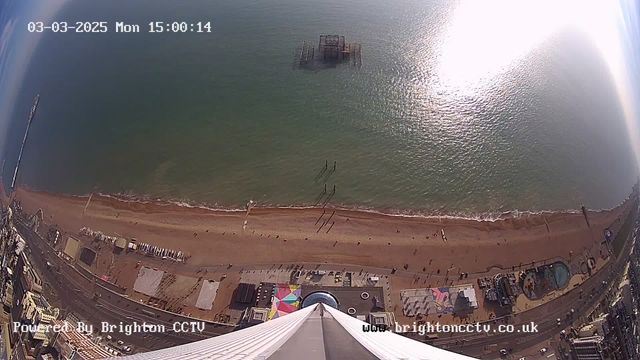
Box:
3, 0, 639, 214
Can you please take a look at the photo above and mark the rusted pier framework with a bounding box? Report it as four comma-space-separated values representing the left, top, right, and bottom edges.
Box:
294, 34, 362, 69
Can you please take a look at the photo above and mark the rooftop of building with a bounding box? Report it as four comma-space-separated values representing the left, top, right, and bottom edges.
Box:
571, 335, 605, 344
50, 320, 113, 359
30, 292, 49, 309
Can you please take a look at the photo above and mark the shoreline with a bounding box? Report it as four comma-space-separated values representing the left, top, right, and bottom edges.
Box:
12, 184, 635, 223
12, 185, 637, 274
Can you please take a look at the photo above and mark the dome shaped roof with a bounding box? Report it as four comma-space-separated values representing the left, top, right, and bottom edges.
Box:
301, 291, 339, 309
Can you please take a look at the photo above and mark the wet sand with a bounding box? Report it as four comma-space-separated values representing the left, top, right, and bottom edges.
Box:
13, 186, 634, 274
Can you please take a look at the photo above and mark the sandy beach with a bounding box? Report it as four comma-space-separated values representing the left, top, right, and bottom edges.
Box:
12, 186, 635, 274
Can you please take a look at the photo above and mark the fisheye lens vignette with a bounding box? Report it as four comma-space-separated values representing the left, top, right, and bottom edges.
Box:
0, 0, 640, 359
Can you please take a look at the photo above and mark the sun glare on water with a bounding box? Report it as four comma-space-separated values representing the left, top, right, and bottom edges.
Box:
437, 0, 617, 89
433, 0, 640, 168
437, 0, 565, 90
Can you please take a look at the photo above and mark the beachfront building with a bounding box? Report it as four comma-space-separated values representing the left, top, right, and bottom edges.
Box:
28, 209, 43, 232
242, 307, 270, 325
570, 336, 606, 360
400, 285, 479, 317
112, 303, 476, 360
458, 286, 478, 310
11, 250, 44, 345
16, 291, 60, 356
368, 311, 396, 329
589, 314, 609, 337
487, 273, 521, 307
607, 295, 638, 360
45, 319, 114, 359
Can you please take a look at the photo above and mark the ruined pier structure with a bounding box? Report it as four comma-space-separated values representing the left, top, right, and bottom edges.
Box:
298, 35, 362, 68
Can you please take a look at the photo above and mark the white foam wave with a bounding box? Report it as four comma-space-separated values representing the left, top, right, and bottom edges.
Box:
93, 190, 629, 223
18, 185, 634, 223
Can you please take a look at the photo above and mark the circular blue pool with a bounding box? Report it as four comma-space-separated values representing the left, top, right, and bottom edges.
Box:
553, 262, 570, 289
